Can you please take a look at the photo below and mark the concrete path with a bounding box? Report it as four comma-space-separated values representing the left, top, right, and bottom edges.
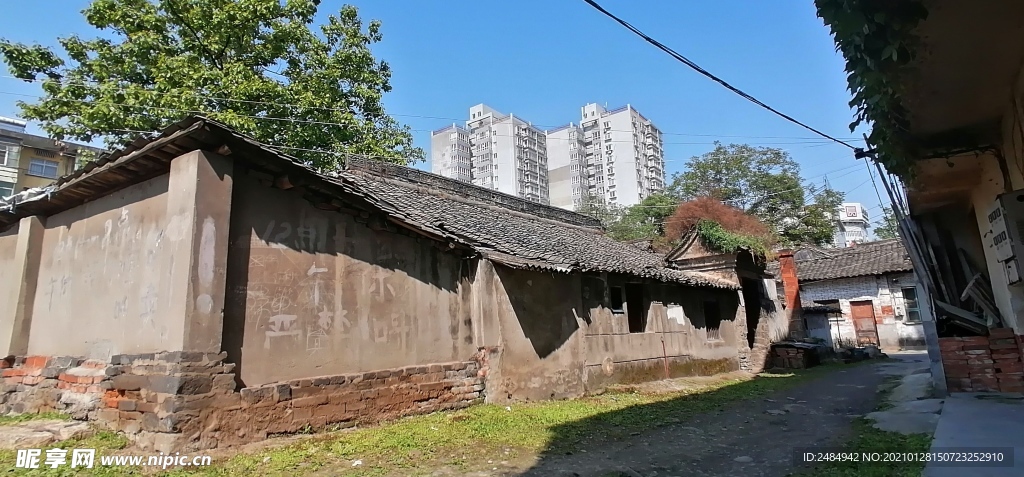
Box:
923, 393, 1024, 477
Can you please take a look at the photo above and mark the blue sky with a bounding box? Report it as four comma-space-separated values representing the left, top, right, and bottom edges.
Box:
0, 1, 883, 223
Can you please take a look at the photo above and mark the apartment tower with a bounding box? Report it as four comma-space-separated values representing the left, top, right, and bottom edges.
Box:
429, 104, 549, 204
573, 103, 665, 209
545, 122, 587, 210
430, 124, 472, 182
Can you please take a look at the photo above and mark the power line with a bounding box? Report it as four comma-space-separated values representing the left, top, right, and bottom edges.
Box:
0, 75, 865, 142
580, 0, 858, 150
0, 90, 842, 148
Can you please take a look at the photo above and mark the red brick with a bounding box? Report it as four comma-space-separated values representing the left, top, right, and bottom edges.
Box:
997, 363, 1024, 373
292, 395, 328, 408
22, 375, 45, 385
23, 356, 48, 369
2, 368, 26, 377
990, 338, 1017, 346
991, 350, 1020, 359
967, 358, 995, 365
964, 344, 992, 351
944, 365, 970, 378
4, 376, 23, 385
991, 343, 1018, 350
990, 328, 1017, 339
943, 359, 968, 366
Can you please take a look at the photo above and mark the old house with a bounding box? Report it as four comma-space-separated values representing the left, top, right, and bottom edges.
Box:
664, 227, 787, 372
818, 1, 1024, 393
0, 117, 758, 452
770, 240, 923, 351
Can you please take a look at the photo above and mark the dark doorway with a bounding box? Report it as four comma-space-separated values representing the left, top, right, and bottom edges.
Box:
741, 278, 763, 348
624, 283, 646, 333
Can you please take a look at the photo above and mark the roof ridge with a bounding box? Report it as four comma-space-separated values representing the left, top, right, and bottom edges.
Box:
352, 171, 606, 236
343, 156, 602, 229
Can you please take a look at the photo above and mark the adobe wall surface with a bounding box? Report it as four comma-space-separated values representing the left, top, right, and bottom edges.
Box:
27, 175, 178, 359
481, 262, 587, 402
223, 175, 477, 387
581, 278, 743, 391
0, 224, 22, 353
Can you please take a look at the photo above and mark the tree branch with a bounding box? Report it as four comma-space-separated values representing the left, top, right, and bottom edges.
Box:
164, 0, 222, 69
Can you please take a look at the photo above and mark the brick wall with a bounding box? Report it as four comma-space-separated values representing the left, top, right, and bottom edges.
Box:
939, 329, 1024, 393
777, 250, 806, 337
1, 351, 487, 452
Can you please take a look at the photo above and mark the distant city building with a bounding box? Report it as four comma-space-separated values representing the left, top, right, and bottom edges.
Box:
0, 117, 105, 198
430, 124, 472, 182
834, 202, 871, 247
429, 104, 549, 204
545, 122, 586, 210
430, 103, 666, 210
573, 103, 665, 209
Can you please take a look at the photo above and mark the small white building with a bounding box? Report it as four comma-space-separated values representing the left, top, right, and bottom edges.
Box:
771, 239, 925, 351
833, 202, 871, 247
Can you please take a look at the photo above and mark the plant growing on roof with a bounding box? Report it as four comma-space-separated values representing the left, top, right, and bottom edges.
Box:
0, 0, 423, 170
814, 0, 929, 178
665, 142, 844, 245
664, 197, 777, 258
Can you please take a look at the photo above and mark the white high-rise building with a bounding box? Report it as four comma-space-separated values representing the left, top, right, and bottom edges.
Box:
574, 103, 666, 209
428, 104, 547, 204
545, 122, 587, 210
430, 124, 472, 182
834, 202, 871, 247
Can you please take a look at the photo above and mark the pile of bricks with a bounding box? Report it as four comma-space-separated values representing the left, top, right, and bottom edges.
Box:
770, 346, 818, 369
939, 328, 1024, 393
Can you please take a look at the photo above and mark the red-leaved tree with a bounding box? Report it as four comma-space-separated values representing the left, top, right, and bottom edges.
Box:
664, 197, 777, 248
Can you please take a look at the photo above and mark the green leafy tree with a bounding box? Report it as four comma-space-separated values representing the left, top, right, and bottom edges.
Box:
607, 193, 680, 241
874, 206, 899, 239
0, 0, 422, 169
576, 191, 624, 229
666, 142, 843, 246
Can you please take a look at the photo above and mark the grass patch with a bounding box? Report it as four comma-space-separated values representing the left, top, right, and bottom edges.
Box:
0, 430, 132, 476
0, 411, 71, 426
792, 374, 932, 476
166, 363, 859, 476
792, 418, 932, 477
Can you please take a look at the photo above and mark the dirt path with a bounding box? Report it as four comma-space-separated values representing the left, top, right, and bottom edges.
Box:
418, 353, 929, 477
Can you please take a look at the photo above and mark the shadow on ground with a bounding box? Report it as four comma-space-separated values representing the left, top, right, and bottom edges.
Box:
512, 367, 851, 477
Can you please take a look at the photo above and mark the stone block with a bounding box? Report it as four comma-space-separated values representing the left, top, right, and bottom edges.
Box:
212, 374, 236, 393
111, 374, 148, 391
147, 375, 213, 395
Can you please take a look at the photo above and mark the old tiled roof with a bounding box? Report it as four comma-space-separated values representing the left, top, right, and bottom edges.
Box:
339, 161, 736, 289
0, 116, 737, 290
766, 239, 913, 282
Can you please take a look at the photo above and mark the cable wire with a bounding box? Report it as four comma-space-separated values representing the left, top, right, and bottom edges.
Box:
580, 0, 858, 150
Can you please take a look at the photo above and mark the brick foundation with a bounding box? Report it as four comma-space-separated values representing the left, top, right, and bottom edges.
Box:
939, 329, 1024, 393
0, 352, 487, 451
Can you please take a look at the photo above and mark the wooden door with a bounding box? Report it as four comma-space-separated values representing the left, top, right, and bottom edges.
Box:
850, 300, 879, 346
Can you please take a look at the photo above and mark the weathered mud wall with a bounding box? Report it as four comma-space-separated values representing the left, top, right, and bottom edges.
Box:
223, 175, 477, 387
